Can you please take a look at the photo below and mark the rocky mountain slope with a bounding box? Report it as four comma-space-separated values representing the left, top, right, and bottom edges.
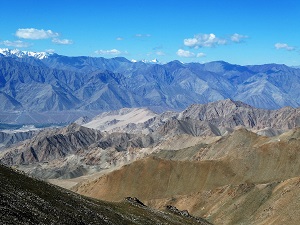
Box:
0, 129, 37, 149
177, 99, 300, 130
0, 123, 158, 179
73, 127, 300, 225
1, 99, 300, 180
83, 99, 300, 136
1, 49, 300, 124
0, 163, 210, 225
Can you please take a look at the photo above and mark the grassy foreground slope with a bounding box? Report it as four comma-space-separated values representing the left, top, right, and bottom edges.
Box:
0, 164, 210, 225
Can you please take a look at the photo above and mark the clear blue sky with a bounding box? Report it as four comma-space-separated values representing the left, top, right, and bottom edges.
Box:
0, 0, 299, 65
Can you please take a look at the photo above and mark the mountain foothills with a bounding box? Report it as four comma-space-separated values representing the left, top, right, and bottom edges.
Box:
1, 49, 300, 124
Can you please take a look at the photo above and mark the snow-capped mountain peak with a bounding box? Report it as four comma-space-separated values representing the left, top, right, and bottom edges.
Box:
0, 48, 53, 59
141, 58, 160, 64
150, 58, 159, 63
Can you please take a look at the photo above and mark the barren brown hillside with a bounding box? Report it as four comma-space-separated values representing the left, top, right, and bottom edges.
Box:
73, 128, 300, 225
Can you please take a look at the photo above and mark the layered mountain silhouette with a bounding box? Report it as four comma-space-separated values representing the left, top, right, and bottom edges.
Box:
1, 50, 300, 125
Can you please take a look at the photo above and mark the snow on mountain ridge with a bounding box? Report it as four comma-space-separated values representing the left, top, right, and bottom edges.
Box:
0, 48, 53, 59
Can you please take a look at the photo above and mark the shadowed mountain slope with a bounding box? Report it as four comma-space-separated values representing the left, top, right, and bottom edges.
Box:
0, 163, 211, 225
0, 129, 37, 148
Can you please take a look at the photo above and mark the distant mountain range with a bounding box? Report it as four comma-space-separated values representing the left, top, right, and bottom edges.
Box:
0, 48, 52, 59
1, 48, 300, 124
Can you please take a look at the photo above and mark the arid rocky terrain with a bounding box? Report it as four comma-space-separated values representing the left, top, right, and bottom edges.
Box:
0, 163, 210, 225
1, 100, 300, 224
72, 127, 300, 224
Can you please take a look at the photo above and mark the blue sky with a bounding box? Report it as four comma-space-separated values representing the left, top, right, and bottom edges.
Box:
0, 0, 299, 65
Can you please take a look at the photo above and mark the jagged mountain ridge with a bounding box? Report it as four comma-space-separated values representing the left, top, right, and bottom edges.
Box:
1, 50, 300, 121
2, 100, 300, 180
0, 123, 154, 166
38, 56, 300, 109
0, 123, 157, 179
177, 99, 300, 130
83, 99, 300, 136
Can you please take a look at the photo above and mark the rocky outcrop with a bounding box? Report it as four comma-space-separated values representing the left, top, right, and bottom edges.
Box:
125, 197, 146, 207
166, 205, 212, 225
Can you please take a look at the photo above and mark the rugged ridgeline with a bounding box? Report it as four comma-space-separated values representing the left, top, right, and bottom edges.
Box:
73, 128, 300, 225
1, 49, 300, 123
0, 164, 210, 225
0, 123, 156, 179
1, 100, 300, 180
83, 99, 300, 136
